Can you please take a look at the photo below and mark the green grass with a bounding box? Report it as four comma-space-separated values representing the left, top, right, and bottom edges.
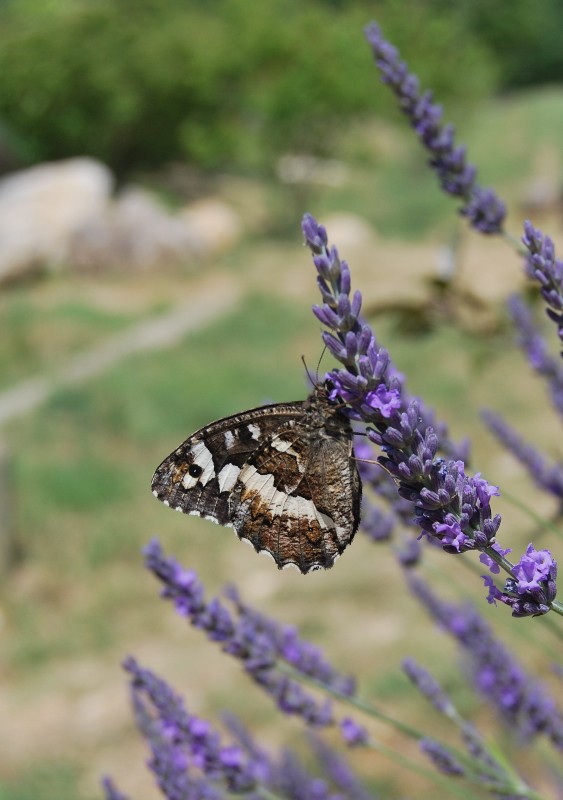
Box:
0, 763, 80, 800
0, 288, 143, 390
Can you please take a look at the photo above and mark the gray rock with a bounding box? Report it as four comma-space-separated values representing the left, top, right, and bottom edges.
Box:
70, 187, 203, 272
0, 158, 113, 283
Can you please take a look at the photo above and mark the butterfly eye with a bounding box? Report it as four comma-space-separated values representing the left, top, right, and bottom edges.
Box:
188, 464, 203, 478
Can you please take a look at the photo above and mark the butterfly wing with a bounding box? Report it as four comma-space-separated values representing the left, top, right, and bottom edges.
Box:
151, 402, 304, 527
151, 393, 362, 574
231, 423, 361, 572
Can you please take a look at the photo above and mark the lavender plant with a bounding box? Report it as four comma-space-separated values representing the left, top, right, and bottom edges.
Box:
105, 19, 562, 800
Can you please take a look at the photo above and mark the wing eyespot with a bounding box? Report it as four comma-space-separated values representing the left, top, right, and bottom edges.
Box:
188, 464, 203, 478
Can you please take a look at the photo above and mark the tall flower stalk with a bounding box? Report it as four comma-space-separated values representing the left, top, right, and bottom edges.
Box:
364, 22, 506, 235
304, 213, 561, 618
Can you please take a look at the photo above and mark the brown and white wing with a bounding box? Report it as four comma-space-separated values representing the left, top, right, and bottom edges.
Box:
151, 402, 303, 526
230, 428, 361, 573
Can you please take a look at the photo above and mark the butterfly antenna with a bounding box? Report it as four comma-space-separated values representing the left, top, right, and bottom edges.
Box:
315, 344, 328, 384
301, 355, 316, 388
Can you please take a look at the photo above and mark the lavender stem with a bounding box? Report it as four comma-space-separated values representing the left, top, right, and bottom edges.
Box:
278, 662, 528, 791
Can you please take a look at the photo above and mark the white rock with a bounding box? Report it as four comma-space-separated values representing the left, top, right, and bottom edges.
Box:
180, 198, 242, 257
70, 186, 203, 272
0, 158, 113, 282
319, 212, 377, 252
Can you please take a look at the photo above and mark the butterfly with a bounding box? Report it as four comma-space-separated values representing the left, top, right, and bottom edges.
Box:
151, 382, 362, 573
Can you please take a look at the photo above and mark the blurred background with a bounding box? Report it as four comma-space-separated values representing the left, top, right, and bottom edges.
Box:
1, 1, 563, 798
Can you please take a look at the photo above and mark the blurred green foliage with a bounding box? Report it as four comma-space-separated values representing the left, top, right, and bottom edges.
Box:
0, 0, 499, 174
0, 763, 80, 800
455, 0, 563, 89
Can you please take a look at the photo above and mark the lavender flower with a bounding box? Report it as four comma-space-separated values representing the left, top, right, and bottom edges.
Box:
402, 658, 515, 784
124, 657, 258, 797
507, 293, 563, 415
224, 715, 373, 800
484, 545, 558, 618
305, 214, 506, 573
145, 539, 354, 727
522, 220, 563, 353
113, 660, 375, 800
364, 22, 506, 234
305, 213, 563, 615
481, 408, 563, 502
221, 713, 273, 786
408, 574, 563, 748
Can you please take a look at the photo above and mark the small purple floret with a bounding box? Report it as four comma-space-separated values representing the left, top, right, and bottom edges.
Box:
479, 544, 512, 575
340, 717, 369, 747
483, 545, 557, 617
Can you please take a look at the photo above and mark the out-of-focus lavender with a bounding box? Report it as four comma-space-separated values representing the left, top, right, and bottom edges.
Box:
419, 739, 465, 777
482, 408, 563, 503
522, 221, 563, 355
364, 22, 506, 235
103, 659, 373, 800
507, 294, 563, 414
408, 574, 563, 748
105, 548, 546, 799
144, 539, 353, 730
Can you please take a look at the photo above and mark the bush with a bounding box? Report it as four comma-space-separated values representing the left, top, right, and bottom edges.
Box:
0, 0, 498, 174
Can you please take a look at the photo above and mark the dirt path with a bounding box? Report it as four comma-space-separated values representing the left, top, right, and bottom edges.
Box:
0, 274, 242, 427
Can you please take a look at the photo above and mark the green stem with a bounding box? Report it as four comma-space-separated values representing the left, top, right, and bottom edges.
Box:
276, 663, 529, 791
501, 228, 527, 256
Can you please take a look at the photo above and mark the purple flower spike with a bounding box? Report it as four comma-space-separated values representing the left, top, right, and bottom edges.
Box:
409, 574, 563, 747
402, 658, 453, 715
364, 22, 505, 235
304, 215, 504, 570
124, 657, 258, 796
507, 294, 563, 415
309, 736, 373, 800
145, 541, 360, 727
522, 221, 563, 354
482, 409, 563, 502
